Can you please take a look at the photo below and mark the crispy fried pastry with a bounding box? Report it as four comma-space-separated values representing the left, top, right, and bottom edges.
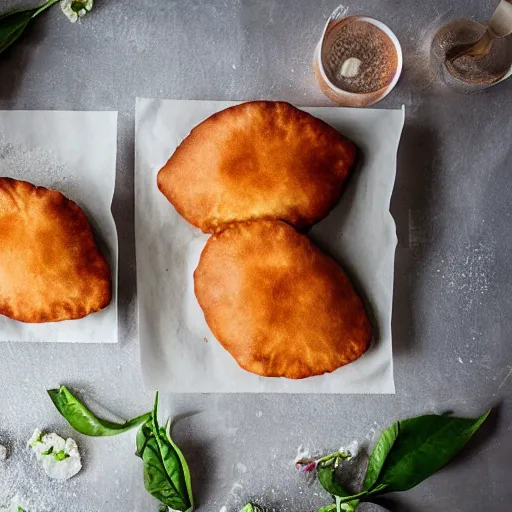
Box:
194, 220, 371, 379
157, 101, 356, 233
0, 178, 111, 323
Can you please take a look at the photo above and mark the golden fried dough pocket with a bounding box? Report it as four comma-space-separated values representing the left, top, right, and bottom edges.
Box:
158, 101, 356, 233
194, 221, 371, 379
0, 178, 111, 323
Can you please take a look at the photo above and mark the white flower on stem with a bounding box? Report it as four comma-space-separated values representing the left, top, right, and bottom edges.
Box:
60, 0, 94, 23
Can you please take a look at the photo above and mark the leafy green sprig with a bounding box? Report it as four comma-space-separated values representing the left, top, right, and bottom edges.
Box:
242, 411, 490, 512
0, 0, 59, 56
47, 386, 193, 512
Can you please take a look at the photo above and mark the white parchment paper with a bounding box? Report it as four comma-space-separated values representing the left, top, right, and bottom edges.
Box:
135, 99, 404, 392
0, 111, 118, 343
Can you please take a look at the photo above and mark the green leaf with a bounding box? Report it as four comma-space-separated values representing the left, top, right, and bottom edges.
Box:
318, 468, 362, 510
240, 505, 264, 512
136, 393, 193, 511
363, 422, 399, 490
316, 506, 336, 512
336, 492, 368, 505
17, 507, 25, 512
48, 385, 151, 437
0, 0, 59, 56
0, 10, 33, 55
165, 419, 194, 511
368, 411, 490, 493
318, 468, 352, 498
318, 467, 367, 510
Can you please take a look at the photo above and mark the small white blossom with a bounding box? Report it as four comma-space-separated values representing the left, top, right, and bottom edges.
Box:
60, 0, 94, 23
28, 428, 82, 481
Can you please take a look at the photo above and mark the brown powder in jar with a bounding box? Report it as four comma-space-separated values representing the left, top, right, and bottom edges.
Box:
439, 23, 512, 85
325, 20, 398, 94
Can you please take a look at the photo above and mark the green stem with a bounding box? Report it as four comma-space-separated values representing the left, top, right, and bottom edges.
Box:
127, 411, 153, 426
337, 491, 368, 505
32, 0, 60, 18
317, 450, 351, 468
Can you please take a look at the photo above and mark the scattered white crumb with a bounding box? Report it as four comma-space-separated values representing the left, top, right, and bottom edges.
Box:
0, 496, 24, 512
232, 63, 237, 69
458, 357, 464, 364
219, 507, 227, 512
236, 462, 247, 473
0, 445, 7, 461
365, 422, 381, 443
256, 410, 262, 418
28, 429, 82, 481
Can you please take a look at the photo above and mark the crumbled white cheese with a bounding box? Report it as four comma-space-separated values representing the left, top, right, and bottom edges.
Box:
0, 497, 23, 512
28, 428, 82, 481
0, 444, 7, 461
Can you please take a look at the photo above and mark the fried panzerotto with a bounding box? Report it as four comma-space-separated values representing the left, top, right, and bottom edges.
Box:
194, 221, 371, 379
157, 101, 357, 233
0, 178, 111, 323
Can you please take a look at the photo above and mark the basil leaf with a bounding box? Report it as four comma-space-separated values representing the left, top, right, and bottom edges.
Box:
240, 505, 264, 512
136, 393, 193, 511
48, 385, 151, 437
369, 411, 490, 493
165, 419, 194, 510
0, 0, 58, 56
363, 422, 399, 490
316, 506, 336, 512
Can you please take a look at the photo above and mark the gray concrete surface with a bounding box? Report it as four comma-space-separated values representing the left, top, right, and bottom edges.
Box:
0, 1, 510, 511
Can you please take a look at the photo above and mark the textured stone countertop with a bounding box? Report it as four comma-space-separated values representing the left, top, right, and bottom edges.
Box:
0, 1, 510, 511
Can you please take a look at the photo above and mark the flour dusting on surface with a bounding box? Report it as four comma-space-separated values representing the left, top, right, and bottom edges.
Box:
236, 462, 247, 474
440, 242, 495, 311
0, 437, 79, 512
294, 445, 311, 463
0, 141, 64, 192
339, 440, 359, 458
0, 140, 90, 215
